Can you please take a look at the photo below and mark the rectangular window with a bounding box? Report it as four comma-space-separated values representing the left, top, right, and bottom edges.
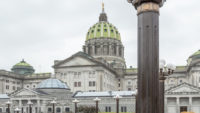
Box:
118, 83, 120, 87
78, 82, 81, 87
89, 81, 96, 87
6, 85, 9, 89
105, 106, 111, 112
74, 82, 77, 87
65, 107, 70, 112
128, 88, 131, 91
180, 106, 187, 112
6, 80, 9, 83
13, 86, 15, 90
48, 108, 52, 112
121, 106, 127, 112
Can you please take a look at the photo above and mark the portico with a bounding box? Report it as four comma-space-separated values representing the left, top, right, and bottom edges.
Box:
165, 83, 200, 113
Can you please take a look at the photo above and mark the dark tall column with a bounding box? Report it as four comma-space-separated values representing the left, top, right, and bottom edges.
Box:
7, 104, 10, 113
53, 104, 55, 113
128, 1, 165, 113
95, 101, 98, 113
75, 103, 77, 113
116, 99, 119, 113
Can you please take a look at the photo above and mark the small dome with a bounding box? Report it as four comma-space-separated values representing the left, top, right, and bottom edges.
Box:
37, 78, 70, 89
187, 50, 200, 65
86, 22, 121, 41
11, 59, 35, 75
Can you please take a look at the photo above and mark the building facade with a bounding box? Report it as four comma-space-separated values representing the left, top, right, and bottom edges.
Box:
0, 4, 200, 113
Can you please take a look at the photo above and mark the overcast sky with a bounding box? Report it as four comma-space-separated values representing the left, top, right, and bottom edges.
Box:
0, 0, 200, 73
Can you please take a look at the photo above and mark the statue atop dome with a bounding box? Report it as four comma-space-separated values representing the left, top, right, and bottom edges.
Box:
99, 2, 107, 22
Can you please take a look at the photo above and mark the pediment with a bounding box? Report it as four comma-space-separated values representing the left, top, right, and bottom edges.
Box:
59, 56, 96, 67
53, 52, 98, 68
165, 83, 200, 95
10, 88, 43, 98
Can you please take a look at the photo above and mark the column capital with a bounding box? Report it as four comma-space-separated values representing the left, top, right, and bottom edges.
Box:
137, 2, 159, 14
127, 0, 165, 9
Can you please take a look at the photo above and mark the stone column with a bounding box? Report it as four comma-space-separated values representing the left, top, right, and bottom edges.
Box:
92, 44, 95, 56
121, 46, 124, 58
100, 44, 104, 55
116, 45, 119, 56
85, 46, 89, 54
37, 100, 40, 113
19, 99, 22, 107
165, 98, 167, 113
128, 1, 163, 113
189, 97, 192, 111
109, 44, 112, 55
176, 97, 180, 113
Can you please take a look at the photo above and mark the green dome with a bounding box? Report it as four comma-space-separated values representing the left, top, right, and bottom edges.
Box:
86, 5, 121, 41
11, 59, 35, 75
191, 50, 200, 56
86, 22, 121, 41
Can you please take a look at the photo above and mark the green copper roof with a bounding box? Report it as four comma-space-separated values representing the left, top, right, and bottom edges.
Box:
11, 59, 35, 75
191, 50, 200, 56
15, 60, 31, 67
86, 22, 121, 41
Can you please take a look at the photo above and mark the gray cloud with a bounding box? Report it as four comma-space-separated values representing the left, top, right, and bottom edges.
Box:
0, 0, 199, 73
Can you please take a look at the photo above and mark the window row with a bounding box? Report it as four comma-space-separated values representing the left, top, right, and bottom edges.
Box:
5, 80, 20, 84
89, 81, 96, 87
5, 85, 20, 90
74, 82, 81, 87
48, 107, 70, 112
105, 106, 127, 112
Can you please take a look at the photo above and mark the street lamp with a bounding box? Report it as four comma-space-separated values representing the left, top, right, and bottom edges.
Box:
72, 99, 79, 113
50, 100, 57, 113
27, 100, 33, 113
159, 59, 176, 113
113, 94, 122, 113
5, 100, 12, 113
14, 107, 20, 113
93, 97, 101, 113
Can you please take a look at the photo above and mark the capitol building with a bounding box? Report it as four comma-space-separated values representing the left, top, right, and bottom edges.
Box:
0, 5, 200, 113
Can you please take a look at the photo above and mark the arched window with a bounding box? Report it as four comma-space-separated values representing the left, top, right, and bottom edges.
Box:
56, 107, 61, 113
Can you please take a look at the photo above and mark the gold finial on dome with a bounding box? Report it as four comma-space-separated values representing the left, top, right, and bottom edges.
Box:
102, 2, 104, 12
